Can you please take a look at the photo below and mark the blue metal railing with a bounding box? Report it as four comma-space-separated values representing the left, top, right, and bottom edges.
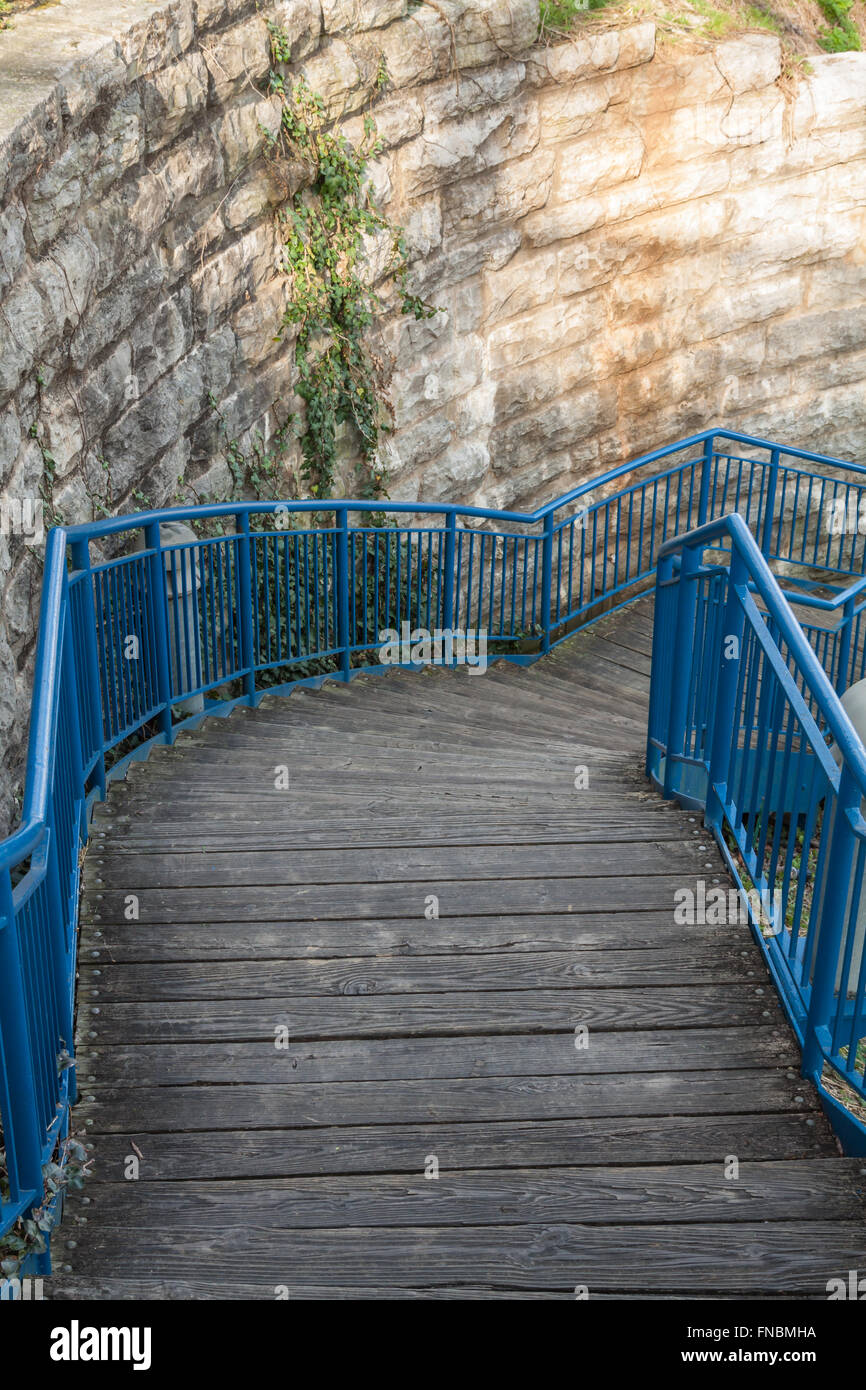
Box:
648, 513, 866, 1153
4, 425, 866, 1259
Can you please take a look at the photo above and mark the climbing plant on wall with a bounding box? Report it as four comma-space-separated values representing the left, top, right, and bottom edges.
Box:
263, 22, 437, 502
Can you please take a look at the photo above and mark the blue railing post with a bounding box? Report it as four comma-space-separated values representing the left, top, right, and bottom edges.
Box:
45, 817, 76, 1107
646, 552, 675, 779
144, 521, 174, 745
697, 432, 715, 527
68, 539, 106, 799
836, 595, 855, 694
236, 512, 256, 704
443, 511, 456, 631
705, 550, 748, 831
337, 506, 351, 682
541, 510, 555, 654
662, 544, 701, 799
803, 765, 860, 1080
0, 870, 44, 1214
760, 446, 781, 560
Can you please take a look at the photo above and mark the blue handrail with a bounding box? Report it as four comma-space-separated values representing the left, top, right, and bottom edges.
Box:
3, 423, 866, 1260
649, 512, 866, 1152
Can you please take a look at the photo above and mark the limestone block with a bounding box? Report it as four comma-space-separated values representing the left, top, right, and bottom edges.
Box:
487, 293, 602, 373
483, 248, 556, 325
791, 55, 866, 141
211, 92, 281, 178
26, 131, 99, 249
190, 223, 279, 335
490, 384, 617, 474
0, 273, 50, 404
83, 170, 171, 292
322, 0, 405, 33
444, 149, 554, 234
524, 26, 635, 86
765, 306, 866, 370
141, 51, 209, 152
643, 88, 785, 170
79, 341, 138, 436
102, 339, 224, 487
269, 0, 324, 59
537, 73, 615, 143
5, 433, 43, 502
92, 92, 146, 197
130, 288, 194, 394
422, 63, 525, 125
418, 439, 490, 502
3, 543, 42, 638
449, 0, 538, 67
0, 74, 63, 208
299, 38, 366, 117
556, 124, 645, 199
402, 195, 443, 259
808, 261, 866, 313
56, 40, 130, 128
342, 93, 424, 151
624, 48, 728, 119
69, 256, 164, 372
522, 195, 604, 249
364, 6, 451, 88
392, 334, 483, 428
411, 227, 521, 294
0, 402, 21, 474
391, 413, 453, 471
0, 199, 26, 295
119, 0, 196, 78
492, 359, 563, 427
478, 448, 582, 514
604, 248, 721, 328
201, 14, 272, 102
398, 99, 540, 198
195, 0, 262, 31
232, 278, 289, 366
222, 170, 280, 232
38, 388, 85, 477
453, 378, 495, 437
713, 34, 781, 94
153, 126, 227, 209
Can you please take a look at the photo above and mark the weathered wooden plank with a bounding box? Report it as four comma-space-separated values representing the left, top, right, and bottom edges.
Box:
565, 634, 653, 678
56, 1219, 866, 1292
82, 912, 735, 962
77, 945, 763, 999
74, 1068, 807, 1132
78, 984, 776, 1041
488, 657, 651, 709
43, 1278, 827, 1301
83, 838, 710, 890
68, 1161, 866, 1230
84, 1025, 796, 1087
80, 875, 721, 924
93, 813, 696, 853
78, 1111, 837, 1182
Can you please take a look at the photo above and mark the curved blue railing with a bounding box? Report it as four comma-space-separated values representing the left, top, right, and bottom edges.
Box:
4, 425, 866, 1258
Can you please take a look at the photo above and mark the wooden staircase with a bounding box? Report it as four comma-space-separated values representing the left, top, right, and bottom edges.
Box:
53, 597, 866, 1299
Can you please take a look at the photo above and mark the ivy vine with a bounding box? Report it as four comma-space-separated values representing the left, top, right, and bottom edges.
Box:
263, 22, 437, 501
0, 1130, 92, 1278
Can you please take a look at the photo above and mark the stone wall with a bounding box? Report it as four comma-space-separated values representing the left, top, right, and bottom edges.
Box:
0, 0, 865, 823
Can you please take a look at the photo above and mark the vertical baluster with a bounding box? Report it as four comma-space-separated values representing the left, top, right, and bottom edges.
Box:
144, 521, 174, 744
